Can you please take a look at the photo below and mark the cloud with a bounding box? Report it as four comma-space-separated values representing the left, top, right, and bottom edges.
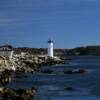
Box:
0, 32, 28, 38
0, 17, 34, 27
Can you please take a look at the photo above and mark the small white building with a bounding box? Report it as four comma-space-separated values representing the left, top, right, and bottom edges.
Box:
0, 45, 14, 59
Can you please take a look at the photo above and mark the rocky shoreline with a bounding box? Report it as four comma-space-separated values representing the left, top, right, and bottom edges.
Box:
0, 68, 37, 100
0, 55, 66, 99
0, 86, 37, 100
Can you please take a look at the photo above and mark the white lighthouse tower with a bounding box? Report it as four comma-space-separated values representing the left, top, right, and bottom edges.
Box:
48, 39, 54, 58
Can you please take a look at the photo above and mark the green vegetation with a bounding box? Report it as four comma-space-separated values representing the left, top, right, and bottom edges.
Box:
68, 46, 100, 55
14, 45, 100, 56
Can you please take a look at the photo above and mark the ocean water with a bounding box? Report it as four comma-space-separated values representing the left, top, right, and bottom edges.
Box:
8, 56, 100, 100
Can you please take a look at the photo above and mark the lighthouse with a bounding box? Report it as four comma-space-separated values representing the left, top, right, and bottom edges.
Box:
48, 39, 54, 58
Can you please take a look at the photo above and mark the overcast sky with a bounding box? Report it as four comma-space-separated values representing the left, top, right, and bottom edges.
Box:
0, 0, 100, 48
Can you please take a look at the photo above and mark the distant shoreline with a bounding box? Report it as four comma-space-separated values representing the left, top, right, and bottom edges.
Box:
1, 45, 100, 57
